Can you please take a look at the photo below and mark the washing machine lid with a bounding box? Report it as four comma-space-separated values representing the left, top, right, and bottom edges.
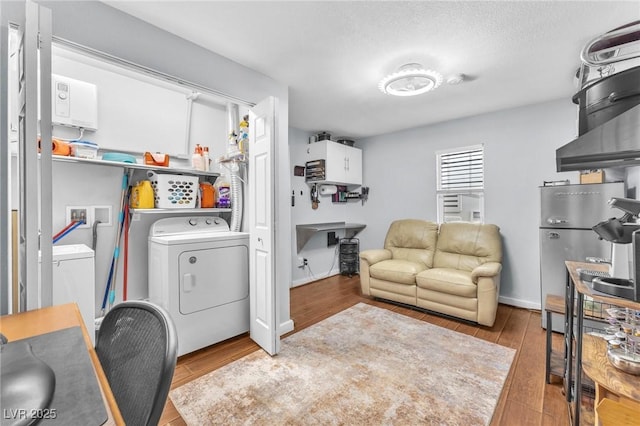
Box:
150, 230, 249, 245
40, 244, 95, 261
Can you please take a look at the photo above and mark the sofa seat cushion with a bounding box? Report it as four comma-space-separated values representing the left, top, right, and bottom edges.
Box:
416, 268, 477, 298
370, 259, 426, 285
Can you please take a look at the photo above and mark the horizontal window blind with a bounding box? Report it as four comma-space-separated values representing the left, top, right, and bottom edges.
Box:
437, 145, 484, 191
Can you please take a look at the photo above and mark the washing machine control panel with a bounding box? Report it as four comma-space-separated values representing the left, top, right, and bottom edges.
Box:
188, 217, 222, 226
149, 216, 230, 236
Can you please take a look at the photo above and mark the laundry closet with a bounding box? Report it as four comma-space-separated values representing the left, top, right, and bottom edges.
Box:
1, 0, 293, 356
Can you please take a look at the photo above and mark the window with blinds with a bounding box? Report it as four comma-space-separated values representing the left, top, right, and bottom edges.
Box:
437, 145, 484, 191
436, 145, 484, 223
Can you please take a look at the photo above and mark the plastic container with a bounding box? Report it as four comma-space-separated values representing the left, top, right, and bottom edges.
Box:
148, 171, 198, 208
202, 147, 210, 172
102, 152, 136, 163
130, 180, 155, 209
144, 152, 169, 167
71, 140, 99, 159
199, 182, 215, 208
191, 144, 204, 171
215, 175, 231, 208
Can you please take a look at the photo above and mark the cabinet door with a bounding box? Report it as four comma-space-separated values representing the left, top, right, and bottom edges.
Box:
324, 141, 345, 183
344, 145, 362, 186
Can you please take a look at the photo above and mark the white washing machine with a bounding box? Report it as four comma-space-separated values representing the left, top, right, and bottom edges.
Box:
148, 216, 250, 356
39, 244, 95, 344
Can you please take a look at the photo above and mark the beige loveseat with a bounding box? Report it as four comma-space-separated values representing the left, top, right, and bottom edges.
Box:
359, 219, 502, 327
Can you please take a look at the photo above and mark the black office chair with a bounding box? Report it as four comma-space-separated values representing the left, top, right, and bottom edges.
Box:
96, 300, 178, 426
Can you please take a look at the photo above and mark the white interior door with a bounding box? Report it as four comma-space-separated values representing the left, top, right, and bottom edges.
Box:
248, 96, 279, 355
3, 0, 53, 312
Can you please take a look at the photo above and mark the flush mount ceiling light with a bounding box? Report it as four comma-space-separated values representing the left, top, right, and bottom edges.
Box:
378, 63, 443, 97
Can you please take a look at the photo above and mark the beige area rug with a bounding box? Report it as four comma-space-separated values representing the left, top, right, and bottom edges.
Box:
170, 303, 515, 425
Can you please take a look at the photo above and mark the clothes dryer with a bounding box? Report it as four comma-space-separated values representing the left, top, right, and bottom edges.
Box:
148, 216, 249, 356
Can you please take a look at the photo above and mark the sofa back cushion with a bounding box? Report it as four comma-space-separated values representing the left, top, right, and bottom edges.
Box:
433, 222, 502, 271
384, 219, 439, 268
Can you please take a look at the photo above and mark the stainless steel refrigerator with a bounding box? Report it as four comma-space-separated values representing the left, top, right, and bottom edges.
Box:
539, 182, 625, 331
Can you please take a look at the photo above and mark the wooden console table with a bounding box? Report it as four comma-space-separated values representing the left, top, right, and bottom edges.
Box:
565, 261, 640, 425
582, 334, 640, 425
0, 303, 124, 425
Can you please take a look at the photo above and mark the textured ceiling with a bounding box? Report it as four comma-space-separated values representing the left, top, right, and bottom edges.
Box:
104, 1, 640, 139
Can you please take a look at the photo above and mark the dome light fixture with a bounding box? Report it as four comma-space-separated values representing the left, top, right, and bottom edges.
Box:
378, 63, 443, 97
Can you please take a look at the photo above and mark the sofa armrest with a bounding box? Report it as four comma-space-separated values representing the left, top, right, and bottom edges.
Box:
471, 262, 502, 284
474, 262, 502, 326
358, 249, 391, 296
359, 249, 392, 266
477, 273, 501, 327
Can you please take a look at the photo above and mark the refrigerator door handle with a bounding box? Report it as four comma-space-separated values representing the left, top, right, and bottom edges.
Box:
586, 256, 612, 264
548, 232, 560, 239
547, 218, 569, 225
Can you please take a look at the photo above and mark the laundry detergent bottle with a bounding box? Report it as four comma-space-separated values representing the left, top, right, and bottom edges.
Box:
215, 174, 231, 208
199, 182, 216, 208
130, 180, 155, 209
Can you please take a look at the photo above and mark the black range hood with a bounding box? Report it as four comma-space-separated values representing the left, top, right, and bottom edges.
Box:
556, 103, 640, 171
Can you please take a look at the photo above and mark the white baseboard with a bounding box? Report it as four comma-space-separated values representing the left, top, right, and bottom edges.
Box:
291, 276, 314, 287
499, 295, 541, 311
291, 269, 341, 287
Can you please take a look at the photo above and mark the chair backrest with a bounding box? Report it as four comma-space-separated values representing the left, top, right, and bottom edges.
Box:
96, 300, 178, 426
433, 222, 502, 271
384, 219, 439, 267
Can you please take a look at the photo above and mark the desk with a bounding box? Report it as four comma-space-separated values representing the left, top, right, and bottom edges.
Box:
295, 222, 366, 253
565, 261, 640, 425
0, 303, 124, 425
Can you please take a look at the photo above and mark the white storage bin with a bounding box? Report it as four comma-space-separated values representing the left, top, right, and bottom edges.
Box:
70, 140, 99, 159
148, 171, 198, 208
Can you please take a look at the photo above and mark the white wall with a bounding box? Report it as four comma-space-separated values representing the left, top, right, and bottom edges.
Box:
355, 98, 581, 309
289, 127, 366, 286
36, 1, 293, 334
52, 47, 229, 162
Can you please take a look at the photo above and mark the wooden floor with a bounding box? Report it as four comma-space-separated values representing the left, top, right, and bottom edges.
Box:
159, 275, 570, 426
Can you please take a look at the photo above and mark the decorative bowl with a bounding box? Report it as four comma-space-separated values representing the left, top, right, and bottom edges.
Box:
607, 347, 640, 375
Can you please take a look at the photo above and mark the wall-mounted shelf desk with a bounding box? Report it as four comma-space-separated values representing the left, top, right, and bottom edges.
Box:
296, 222, 366, 253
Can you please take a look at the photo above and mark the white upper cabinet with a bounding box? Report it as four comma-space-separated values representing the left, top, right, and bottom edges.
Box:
306, 140, 362, 186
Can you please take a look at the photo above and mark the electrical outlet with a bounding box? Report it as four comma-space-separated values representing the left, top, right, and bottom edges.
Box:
66, 206, 91, 229
297, 256, 305, 268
